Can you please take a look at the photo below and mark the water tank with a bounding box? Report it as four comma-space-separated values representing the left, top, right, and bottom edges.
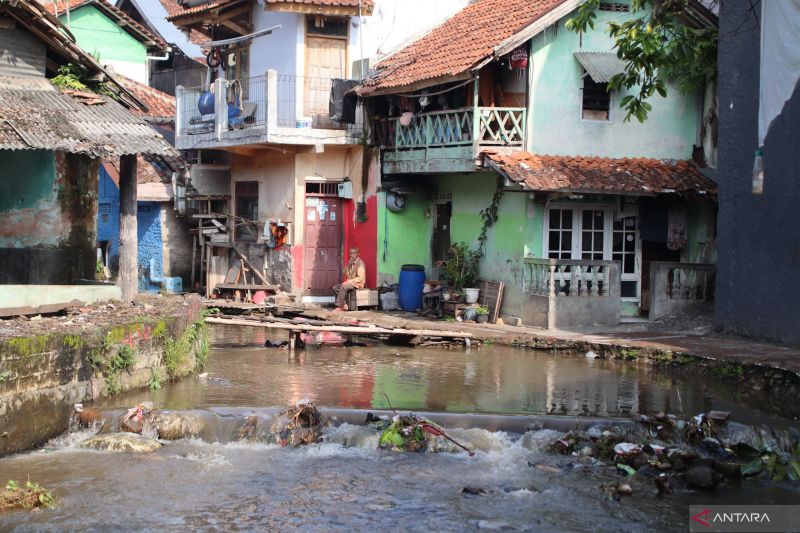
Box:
198, 91, 215, 115
398, 264, 426, 312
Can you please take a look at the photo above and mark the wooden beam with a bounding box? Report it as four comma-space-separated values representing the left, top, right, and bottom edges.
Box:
118, 154, 138, 301
171, 1, 249, 27
265, 3, 372, 16
232, 244, 270, 286
205, 317, 474, 339
221, 19, 250, 36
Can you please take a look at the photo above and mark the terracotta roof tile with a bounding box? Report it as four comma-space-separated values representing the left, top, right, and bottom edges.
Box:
484, 152, 717, 195
361, 0, 568, 94
265, 0, 372, 8
116, 75, 176, 121
166, 0, 229, 20
40, 0, 167, 49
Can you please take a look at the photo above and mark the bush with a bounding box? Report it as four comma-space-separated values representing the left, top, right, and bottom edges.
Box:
438, 242, 481, 291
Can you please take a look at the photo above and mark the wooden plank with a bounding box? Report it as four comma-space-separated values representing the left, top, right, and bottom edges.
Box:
479, 279, 504, 324
232, 244, 270, 286
205, 317, 474, 338
215, 283, 280, 291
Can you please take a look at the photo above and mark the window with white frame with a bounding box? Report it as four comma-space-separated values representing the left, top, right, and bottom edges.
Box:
545, 205, 641, 300
581, 209, 605, 260
548, 209, 574, 259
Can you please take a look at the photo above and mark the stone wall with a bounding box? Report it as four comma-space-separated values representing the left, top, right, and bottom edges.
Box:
0, 151, 98, 284
0, 295, 205, 457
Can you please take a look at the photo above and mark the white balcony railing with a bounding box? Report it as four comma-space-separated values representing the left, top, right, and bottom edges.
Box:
175, 70, 361, 149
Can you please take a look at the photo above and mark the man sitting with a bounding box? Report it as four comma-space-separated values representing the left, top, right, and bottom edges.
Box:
333, 247, 366, 311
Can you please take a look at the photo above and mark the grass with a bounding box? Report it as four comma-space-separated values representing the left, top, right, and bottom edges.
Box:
712, 360, 745, 381
0, 480, 55, 512
619, 348, 639, 361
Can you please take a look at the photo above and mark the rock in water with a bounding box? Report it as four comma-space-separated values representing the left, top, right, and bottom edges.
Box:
685, 466, 721, 490
81, 433, 163, 453
145, 411, 203, 440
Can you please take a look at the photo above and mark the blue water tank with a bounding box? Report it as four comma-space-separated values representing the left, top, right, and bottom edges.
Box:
198, 92, 215, 115
398, 264, 426, 312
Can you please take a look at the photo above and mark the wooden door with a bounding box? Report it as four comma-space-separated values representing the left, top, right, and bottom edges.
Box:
304, 195, 342, 295
305, 36, 346, 128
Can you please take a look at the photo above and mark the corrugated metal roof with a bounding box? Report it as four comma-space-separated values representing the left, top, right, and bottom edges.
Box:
0, 76, 176, 157
574, 52, 626, 83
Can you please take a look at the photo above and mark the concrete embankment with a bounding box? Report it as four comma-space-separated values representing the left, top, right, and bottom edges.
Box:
0, 294, 208, 457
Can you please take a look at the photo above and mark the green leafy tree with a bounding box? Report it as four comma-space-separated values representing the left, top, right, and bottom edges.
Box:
566, 0, 717, 122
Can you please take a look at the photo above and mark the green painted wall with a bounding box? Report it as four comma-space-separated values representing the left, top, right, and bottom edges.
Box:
377, 174, 546, 318
683, 200, 717, 264
60, 6, 146, 64
377, 191, 432, 284
0, 150, 55, 212
529, 4, 701, 159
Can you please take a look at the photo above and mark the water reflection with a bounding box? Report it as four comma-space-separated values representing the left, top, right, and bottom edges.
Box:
96, 325, 795, 426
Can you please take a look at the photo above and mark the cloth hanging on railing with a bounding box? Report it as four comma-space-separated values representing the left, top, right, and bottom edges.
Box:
329, 79, 359, 123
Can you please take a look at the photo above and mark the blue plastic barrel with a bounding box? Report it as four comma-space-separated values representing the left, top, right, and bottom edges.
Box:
398, 264, 426, 312
198, 92, 215, 115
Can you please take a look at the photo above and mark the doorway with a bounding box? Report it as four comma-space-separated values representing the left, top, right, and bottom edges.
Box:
303, 181, 342, 295
305, 15, 347, 129
431, 201, 452, 264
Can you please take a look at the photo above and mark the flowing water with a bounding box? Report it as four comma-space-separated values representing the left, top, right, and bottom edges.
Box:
1, 325, 798, 532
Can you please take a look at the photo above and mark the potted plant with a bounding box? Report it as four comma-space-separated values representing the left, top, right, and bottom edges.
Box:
475, 305, 490, 323
437, 242, 481, 302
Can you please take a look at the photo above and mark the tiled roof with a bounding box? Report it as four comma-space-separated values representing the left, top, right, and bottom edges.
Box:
40, 0, 167, 49
116, 75, 176, 121
266, 0, 373, 10
484, 152, 717, 195
103, 154, 177, 185
360, 0, 569, 94
0, 76, 176, 157
159, 0, 212, 46
166, 0, 229, 21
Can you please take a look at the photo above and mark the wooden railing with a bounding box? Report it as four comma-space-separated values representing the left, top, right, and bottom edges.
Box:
477, 107, 526, 146
373, 106, 525, 151
523, 258, 618, 298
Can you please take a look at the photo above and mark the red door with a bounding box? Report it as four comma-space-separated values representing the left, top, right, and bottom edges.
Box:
304, 194, 342, 295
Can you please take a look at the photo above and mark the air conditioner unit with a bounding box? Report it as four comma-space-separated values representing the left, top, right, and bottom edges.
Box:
338, 181, 353, 199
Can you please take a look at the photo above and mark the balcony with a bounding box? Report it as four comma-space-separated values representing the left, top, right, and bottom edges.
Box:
175, 70, 362, 151
373, 107, 526, 174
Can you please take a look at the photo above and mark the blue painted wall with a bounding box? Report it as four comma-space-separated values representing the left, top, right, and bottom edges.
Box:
97, 171, 165, 293
97, 165, 120, 260
137, 201, 164, 293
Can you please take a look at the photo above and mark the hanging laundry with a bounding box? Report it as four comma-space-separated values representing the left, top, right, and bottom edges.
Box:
510, 46, 529, 69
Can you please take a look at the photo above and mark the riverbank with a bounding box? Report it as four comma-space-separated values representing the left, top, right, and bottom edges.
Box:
0, 294, 207, 457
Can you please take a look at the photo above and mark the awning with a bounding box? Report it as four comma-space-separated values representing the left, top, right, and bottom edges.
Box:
483, 151, 717, 196
574, 51, 626, 83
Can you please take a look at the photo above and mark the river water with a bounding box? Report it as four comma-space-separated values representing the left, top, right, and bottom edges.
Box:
1, 325, 797, 532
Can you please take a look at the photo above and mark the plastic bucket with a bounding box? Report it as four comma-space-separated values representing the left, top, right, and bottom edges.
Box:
398, 264, 426, 312
464, 288, 480, 304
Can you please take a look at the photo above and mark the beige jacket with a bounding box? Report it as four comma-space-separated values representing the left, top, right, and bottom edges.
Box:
344, 257, 366, 288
